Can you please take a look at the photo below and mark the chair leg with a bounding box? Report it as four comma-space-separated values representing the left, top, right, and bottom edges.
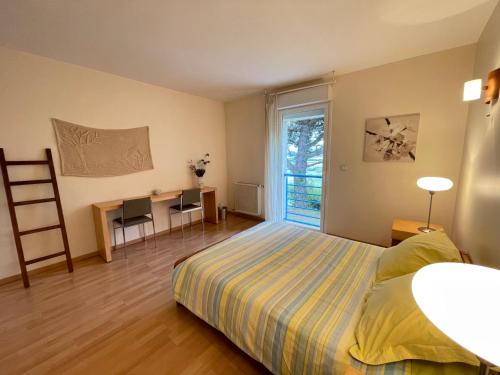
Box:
122, 226, 127, 259
143, 223, 147, 248
180, 212, 184, 236
113, 226, 117, 250
189, 212, 192, 228
201, 208, 205, 232
152, 219, 157, 248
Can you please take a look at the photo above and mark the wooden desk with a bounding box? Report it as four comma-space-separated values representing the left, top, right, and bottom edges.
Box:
391, 218, 443, 246
92, 186, 218, 262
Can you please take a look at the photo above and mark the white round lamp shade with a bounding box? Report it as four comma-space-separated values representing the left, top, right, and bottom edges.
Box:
417, 177, 453, 192
412, 263, 500, 366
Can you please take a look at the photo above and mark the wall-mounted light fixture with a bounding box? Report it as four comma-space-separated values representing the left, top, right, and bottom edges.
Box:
463, 68, 500, 104
463, 79, 482, 101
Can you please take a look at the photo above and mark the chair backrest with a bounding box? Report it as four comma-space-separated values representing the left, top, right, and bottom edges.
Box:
122, 197, 152, 219
181, 188, 201, 207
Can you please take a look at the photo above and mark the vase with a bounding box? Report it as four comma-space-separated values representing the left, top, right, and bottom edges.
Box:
197, 176, 204, 188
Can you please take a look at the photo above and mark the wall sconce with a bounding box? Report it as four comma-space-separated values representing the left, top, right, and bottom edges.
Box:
463, 68, 500, 104
463, 79, 482, 101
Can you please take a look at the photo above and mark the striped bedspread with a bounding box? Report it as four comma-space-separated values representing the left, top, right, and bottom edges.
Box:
172, 222, 418, 374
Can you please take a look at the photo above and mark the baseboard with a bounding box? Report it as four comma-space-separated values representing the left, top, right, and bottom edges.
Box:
0, 251, 99, 287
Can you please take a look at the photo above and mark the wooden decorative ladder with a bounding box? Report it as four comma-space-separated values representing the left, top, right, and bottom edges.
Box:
0, 148, 73, 288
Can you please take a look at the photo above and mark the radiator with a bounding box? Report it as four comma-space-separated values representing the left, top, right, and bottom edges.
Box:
233, 182, 263, 216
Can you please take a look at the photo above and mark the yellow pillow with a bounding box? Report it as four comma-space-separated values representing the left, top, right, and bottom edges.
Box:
349, 273, 478, 366
376, 230, 462, 282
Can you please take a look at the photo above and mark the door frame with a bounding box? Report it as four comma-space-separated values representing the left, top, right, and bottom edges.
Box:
278, 101, 331, 232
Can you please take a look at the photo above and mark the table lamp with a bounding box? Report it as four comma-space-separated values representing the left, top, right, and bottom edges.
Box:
412, 263, 500, 375
416, 177, 453, 233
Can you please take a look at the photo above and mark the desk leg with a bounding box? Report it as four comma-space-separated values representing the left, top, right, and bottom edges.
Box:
203, 190, 218, 224
92, 206, 113, 262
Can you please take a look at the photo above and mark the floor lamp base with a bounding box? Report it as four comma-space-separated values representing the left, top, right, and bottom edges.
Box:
418, 226, 436, 233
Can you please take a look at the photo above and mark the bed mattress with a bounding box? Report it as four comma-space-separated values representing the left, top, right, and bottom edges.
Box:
172, 222, 473, 375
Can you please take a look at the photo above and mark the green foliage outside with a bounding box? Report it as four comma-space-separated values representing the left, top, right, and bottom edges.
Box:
286, 116, 324, 222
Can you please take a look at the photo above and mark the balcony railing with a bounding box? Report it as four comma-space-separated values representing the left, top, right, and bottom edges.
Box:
284, 173, 322, 228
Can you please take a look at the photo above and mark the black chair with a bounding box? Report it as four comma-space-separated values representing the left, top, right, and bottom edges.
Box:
169, 188, 204, 235
113, 197, 157, 258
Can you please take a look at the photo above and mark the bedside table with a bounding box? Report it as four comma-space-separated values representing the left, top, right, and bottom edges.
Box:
391, 218, 443, 246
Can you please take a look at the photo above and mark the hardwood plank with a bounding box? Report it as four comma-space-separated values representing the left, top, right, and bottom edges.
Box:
0, 214, 268, 375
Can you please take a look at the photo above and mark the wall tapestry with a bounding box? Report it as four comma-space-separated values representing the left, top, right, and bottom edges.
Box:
363, 113, 420, 162
52, 119, 153, 177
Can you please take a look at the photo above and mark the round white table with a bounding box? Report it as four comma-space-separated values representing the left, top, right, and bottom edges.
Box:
412, 262, 500, 374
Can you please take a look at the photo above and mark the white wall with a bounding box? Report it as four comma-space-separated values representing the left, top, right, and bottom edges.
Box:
454, 2, 500, 267
327, 45, 475, 246
224, 94, 266, 216
225, 45, 476, 246
0, 47, 227, 279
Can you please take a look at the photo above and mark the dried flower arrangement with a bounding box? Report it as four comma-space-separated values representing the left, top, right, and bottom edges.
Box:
188, 153, 210, 177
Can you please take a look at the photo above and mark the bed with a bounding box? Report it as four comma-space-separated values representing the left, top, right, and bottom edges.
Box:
172, 222, 476, 375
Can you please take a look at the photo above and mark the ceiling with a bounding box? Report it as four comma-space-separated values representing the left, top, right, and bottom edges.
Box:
0, 0, 498, 101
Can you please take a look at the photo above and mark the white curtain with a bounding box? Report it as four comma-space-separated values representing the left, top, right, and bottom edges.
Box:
264, 94, 284, 222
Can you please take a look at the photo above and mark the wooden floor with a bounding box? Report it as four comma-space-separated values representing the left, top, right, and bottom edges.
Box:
0, 215, 269, 375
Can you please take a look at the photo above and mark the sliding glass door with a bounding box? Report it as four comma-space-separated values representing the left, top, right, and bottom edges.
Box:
281, 103, 328, 230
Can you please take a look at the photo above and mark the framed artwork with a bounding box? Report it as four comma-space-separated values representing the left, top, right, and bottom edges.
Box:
363, 113, 420, 162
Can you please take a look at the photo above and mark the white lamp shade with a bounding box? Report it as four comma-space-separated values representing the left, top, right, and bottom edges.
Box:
412, 263, 500, 366
417, 177, 453, 192
463, 79, 482, 101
